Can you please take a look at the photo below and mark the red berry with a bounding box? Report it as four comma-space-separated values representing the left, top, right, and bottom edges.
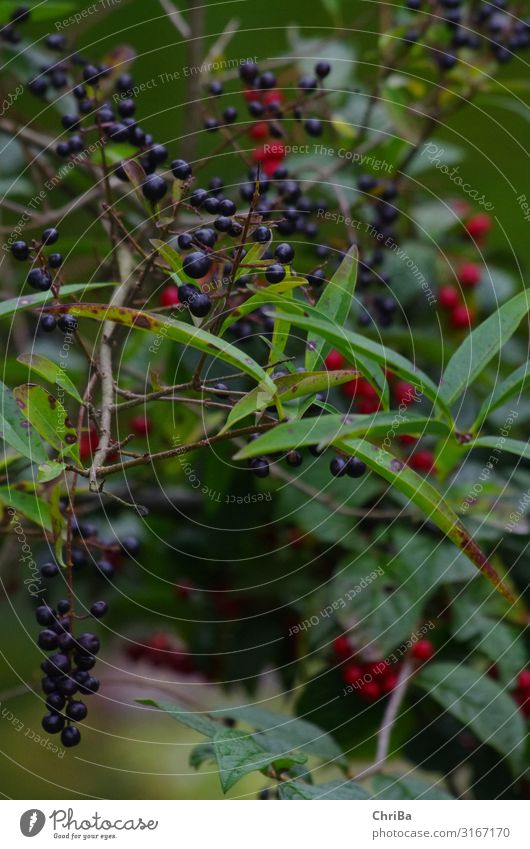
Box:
358, 379, 377, 399
359, 681, 381, 701
394, 380, 416, 406
458, 262, 481, 288
160, 285, 180, 307
79, 425, 99, 461
341, 378, 360, 398
263, 158, 284, 177
408, 450, 435, 473
325, 350, 345, 370
333, 635, 351, 657
263, 89, 283, 107
343, 664, 363, 686
517, 669, 530, 690
514, 690, 530, 719
399, 434, 418, 446
465, 213, 492, 240
243, 87, 260, 102
358, 398, 380, 415
411, 639, 435, 662
131, 415, 152, 437
451, 304, 474, 329
381, 672, 399, 693
249, 121, 268, 141
439, 285, 459, 309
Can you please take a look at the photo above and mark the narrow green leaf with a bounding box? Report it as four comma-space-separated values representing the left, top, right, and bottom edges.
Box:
235, 233, 272, 282
468, 436, 530, 461
305, 244, 358, 371
49, 304, 276, 396
271, 307, 445, 418
49, 482, 66, 567
218, 276, 306, 337
0, 487, 52, 531
0, 380, 48, 464
416, 662, 526, 772
223, 370, 360, 434
213, 728, 306, 793
150, 239, 185, 275
269, 288, 293, 367
278, 779, 370, 800
234, 413, 450, 460
17, 353, 83, 404
474, 362, 530, 430
37, 461, 66, 483
440, 290, 530, 406
0, 283, 116, 321
12, 385, 79, 460
332, 438, 515, 604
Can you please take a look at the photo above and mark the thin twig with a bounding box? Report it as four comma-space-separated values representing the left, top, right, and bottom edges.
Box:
351, 657, 415, 781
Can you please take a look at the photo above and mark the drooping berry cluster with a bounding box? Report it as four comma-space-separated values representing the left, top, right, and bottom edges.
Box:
36, 575, 106, 748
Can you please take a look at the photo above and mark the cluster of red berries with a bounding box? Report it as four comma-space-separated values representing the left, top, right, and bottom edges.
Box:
439, 213, 493, 329
335, 635, 435, 703
204, 60, 329, 148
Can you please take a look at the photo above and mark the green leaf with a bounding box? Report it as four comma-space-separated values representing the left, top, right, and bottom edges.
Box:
12, 385, 79, 460
211, 705, 346, 765
150, 239, 185, 279
233, 412, 450, 460
136, 699, 220, 737
17, 353, 83, 404
305, 244, 358, 371
440, 290, 530, 407
0, 283, 116, 321
372, 774, 453, 800
331, 439, 515, 604
218, 276, 306, 337
0, 487, 51, 531
222, 370, 360, 434
49, 304, 276, 396
278, 779, 370, 800
37, 461, 66, 483
212, 728, 307, 793
0, 380, 48, 464
270, 307, 446, 418
468, 436, 530, 461
474, 361, 530, 430
235, 233, 272, 282
416, 662, 526, 772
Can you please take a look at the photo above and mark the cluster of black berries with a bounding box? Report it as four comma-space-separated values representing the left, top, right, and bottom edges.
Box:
0, 4, 30, 45
247, 431, 367, 480
36, 565, 106, 748
406, 0, 529, 69
202, 59, 330, 140
11, 229, 76, 334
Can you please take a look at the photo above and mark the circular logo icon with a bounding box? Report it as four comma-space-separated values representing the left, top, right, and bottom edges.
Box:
20, 810, 46, 837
